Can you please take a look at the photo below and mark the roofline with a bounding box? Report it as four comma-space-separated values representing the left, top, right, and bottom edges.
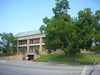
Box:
15, 33, 45, 38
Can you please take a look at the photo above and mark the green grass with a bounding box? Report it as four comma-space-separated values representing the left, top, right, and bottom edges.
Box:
34, 53, 100, 65
0, 54, 15, 57
34, 54, 73, 62
77, 53, 100, 65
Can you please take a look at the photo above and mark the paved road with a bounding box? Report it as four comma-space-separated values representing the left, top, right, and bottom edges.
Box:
90, 65, 100, 75
0, 60, 99, 75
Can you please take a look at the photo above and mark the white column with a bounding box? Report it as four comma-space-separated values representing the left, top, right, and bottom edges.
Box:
27, 39, 29, 53
17, 38, 19, 53
39, 37, 42, 53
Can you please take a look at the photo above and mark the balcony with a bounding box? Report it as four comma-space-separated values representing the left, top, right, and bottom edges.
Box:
29, 43, 45, 46
29, 43, 40, 46
18, 44, 27, 47
29, 39, 40, 44
18, 40, 27, 47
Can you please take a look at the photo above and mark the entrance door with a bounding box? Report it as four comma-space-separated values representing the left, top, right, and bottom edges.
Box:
27, 55, 34, 60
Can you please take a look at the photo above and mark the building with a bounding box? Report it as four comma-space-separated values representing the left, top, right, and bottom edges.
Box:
15, 30, 46, 59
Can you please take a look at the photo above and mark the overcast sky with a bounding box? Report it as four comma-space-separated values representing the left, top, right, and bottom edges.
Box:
0, 0, 100, 35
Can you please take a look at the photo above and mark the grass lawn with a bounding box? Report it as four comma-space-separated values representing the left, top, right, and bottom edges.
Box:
0, 54, 15, 57
34, 53, 100, 65
34, 54, 73, 62
78, 53, 100, 65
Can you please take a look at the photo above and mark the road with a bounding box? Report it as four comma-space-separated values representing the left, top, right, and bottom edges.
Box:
0, 60, 100, 75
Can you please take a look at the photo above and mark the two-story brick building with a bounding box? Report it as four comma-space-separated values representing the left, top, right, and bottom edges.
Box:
15, 30, 46, 59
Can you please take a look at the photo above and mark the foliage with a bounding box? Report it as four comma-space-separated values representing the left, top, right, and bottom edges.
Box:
93, 10, 100, 52
43, 0, 72, 55
0, 33, 16, 54
39, 25, 46, 33
39, 0, 100, 60
52, 0, 70, 17
42, 0, 80, 59
92, 44, 100, 54
0, 54, 15, 57
76, 8, 95, 50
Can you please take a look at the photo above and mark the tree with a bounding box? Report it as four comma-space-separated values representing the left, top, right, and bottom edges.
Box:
52, 0, 70, 17
42, 0, 81, 60
44, 14, 81, 60
43, 0, 77, 57
39, 25, 45, 33
0, 46, 3, 54
40, 0, 99, 61
0, 33, 16, 54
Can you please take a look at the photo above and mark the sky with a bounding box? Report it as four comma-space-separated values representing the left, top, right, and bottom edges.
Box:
0, 0, 100, 35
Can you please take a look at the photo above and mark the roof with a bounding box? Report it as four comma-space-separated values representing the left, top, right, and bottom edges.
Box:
15, 30, 42, 37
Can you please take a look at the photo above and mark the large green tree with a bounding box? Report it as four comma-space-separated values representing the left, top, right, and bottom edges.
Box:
0, 33, 16, 54
42, 0, 80, 58
40, 0, 100, 60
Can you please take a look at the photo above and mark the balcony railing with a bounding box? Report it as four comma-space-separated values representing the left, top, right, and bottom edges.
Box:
18, 43, 45, 47
18, 44, 27, 47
